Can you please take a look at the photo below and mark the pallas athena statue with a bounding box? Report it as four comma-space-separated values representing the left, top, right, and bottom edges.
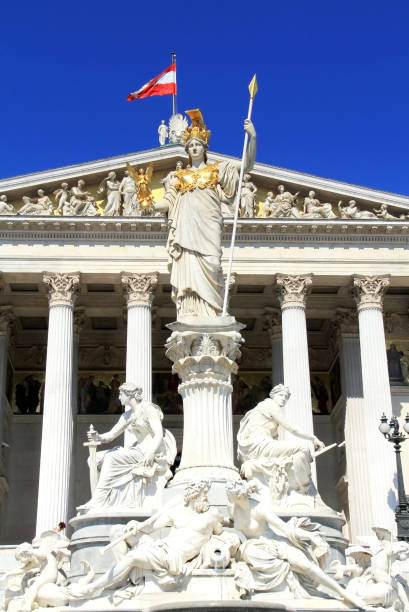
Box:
154, 109, 257, 319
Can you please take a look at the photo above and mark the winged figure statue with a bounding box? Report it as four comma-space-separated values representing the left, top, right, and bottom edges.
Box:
126, 162, 155, 213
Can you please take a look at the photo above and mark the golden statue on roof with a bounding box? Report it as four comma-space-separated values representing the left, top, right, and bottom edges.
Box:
126, 162, 155, 213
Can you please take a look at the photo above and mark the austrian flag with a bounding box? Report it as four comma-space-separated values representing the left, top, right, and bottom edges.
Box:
127, 63, 177, 101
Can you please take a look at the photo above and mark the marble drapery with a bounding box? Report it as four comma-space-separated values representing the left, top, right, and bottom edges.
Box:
164, 161, 239, 318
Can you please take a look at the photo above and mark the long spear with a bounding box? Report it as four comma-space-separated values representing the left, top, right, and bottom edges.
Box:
222, 75, 258, 316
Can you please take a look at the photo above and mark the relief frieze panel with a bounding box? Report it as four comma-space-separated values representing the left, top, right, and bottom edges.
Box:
2, 165, 409, 222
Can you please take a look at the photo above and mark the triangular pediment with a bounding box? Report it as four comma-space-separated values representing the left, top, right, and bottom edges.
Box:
1, 145, 409, 221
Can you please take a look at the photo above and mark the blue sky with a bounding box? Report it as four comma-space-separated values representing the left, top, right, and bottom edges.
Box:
1, 0, 409, 195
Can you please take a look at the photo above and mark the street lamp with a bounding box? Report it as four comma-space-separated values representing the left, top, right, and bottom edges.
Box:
379, 413, 409, 541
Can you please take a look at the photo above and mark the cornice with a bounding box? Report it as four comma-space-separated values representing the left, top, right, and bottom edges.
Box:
0, 146, 187, 198
0, 216, 408, 246
1, 146, 409, 212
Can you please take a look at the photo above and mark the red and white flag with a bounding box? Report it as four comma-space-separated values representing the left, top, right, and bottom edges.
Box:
127, 62, 177, 101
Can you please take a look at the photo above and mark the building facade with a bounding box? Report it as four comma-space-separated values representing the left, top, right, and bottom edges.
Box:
0, 142, 408, 548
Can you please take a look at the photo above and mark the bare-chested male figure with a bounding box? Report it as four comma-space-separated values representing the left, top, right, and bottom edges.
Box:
71, 480, 224, 598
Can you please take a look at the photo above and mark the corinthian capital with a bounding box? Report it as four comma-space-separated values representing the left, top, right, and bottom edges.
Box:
262, 306, 281, 337
332, 307, 359, 337
0, 305, 14, 336
43, 272, 80, 307
121, 272, 159, 307
353, 275, 390, 312
74, 306, 87, 336
276, 274, 312, 309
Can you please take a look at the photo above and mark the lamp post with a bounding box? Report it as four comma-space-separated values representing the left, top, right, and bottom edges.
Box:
379, 413, 409, 541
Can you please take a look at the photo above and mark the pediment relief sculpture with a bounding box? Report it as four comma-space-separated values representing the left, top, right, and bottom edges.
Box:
3, 168, 409, 221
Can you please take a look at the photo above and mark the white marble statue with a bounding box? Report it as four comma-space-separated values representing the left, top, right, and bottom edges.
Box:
240, 174, 257, 218
120, 171, 139, 216
338, 199, 377, 219
78, 382, 176, 513
270, 185, 301, 218
303, 191, 337, 219
331, 528, 409, 611
70, 480, 227, 599
98, 171, 121, 216
226, 479, 366, 608
36, 189, 53, 212
262, 191, 275, 217
375, 203, 407, 220
18, 191, 53, 216
237, 384, 326, 508
162, 160, 183, 192
154, 109, 256, 319
0, 194, 15, 215
158, 119, 169, 146
2, 529, 72, 611
70, 179, 98, 216
53, 183, 70, 215
168, 113, 188, 144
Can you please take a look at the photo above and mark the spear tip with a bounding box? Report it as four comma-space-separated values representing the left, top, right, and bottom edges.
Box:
248, 74, 258, 99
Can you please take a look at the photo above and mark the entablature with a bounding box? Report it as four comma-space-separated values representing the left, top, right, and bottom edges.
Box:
0, 216, 408, 246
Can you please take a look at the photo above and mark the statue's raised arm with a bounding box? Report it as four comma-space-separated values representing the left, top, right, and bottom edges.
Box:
242, 118, 257, 173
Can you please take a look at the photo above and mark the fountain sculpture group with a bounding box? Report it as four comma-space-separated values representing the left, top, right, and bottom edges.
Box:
2, 111, 409, 612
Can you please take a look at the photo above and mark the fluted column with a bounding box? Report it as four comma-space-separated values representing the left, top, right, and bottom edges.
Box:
72, 307, 86, 416
36, 272, 79, 535
262, 307, 283, 387
353, 275, 396, 532
68, 306, 86, 522
335, 308, 372, 541
165, 322, 243, 485
0, 307, 14, 447
121, 272, 158, 446
277, 275, 314, 477
0, 306, 14, 515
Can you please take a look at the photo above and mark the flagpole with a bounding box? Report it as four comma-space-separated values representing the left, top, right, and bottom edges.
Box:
222, 75, 258, 317
171, 51, 177, 115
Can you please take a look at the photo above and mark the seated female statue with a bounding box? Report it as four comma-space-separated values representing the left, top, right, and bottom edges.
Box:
237, 384, 326, 509
78, 383, 176, 513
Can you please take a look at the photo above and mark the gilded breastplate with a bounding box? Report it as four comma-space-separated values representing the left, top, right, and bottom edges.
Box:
174, 162, 219, 194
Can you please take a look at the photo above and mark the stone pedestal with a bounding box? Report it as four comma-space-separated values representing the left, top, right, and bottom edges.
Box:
36, 272, 80, 535
276, 275, 315, 482
122, 272, 158, 447
165, 316, 242, 500
354, 275, 397, 533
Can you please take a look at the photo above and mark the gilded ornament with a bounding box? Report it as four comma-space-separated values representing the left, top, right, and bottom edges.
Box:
174, 162, 219, 194
126, 162, 155, 212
